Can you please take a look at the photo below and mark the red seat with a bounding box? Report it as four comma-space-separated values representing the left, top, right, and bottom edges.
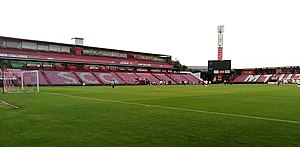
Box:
115, 72, 139, 84
44, 71, 81, 85
152, 73, 176, 84
75, 72, 100, 85
136, 73, 160, 84
94, 72, 125, 84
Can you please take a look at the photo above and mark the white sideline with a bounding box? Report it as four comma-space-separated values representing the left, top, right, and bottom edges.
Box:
0, 99, 19, 109
43, 92, 300, 124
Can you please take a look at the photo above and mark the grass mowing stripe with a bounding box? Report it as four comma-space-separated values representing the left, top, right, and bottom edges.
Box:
43, 92, 300, 124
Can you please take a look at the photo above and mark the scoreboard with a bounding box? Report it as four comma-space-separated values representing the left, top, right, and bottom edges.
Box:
208, 60, 231, 75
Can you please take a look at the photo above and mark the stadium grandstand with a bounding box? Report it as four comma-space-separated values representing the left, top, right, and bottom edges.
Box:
232, 66, 300, 84
0, 36, 201, 87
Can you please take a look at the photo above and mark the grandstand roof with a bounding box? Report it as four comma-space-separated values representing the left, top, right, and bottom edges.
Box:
236, 66, 299, 70
0, 48, 173, 69
0, 36, 171, 57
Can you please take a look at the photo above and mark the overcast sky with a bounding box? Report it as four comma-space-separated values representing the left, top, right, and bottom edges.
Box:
1, 0, 299, 68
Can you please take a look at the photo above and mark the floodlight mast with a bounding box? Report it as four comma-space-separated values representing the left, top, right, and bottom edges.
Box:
2, 68, 4, 94
217, 25, 224, 61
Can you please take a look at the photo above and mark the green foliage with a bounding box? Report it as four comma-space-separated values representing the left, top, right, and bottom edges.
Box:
172, 59, 187, 71
188, 68, 201, 73
0, 85, 300, 146
0, 60, 9, 68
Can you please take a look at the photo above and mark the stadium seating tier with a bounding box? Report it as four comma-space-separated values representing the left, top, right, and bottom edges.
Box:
44, 71, 81, 85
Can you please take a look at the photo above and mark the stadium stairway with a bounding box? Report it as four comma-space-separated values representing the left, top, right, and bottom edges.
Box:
181, 74, 201, 84
40, 70, 53, 86
135, 72, 160, 84
44, 70, 81, 86
151, 73, 162, 81
74, 71, 103, 85
94, 72, 125, 85
180, 74, 192, 84
90, 71, 104, 85
113, 72, 126, 84
166, 73, 189, 84
133, 72, 139, 78
165, 74, 179, 84
72, 71, 84, 85
152, 73, 177, 84
115, 72, 139, 85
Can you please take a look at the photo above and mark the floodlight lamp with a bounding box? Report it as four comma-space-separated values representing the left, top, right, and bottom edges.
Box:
218, 25, 224, 33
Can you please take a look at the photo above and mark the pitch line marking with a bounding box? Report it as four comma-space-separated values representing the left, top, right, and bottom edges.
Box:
0, 99, 19, 109
44, 92, 300, 124
122, 91, 240, 101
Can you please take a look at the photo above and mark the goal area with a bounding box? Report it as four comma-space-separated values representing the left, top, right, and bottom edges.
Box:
1, 69, 39, 93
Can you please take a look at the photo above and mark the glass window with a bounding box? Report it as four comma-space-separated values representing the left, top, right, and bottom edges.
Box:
146, 56, 153, 60
22, 42, 37, 50
0, 60, 10, 68
93, 49, 102, 55
119, 53, 127, 58
83, 49, 92, 55
27, 61, 41, 67
103, 51, 111, 56
49, 45, 61, 52
111, 51, 119, 57
54, 63, 63, 66
134, 54, 142, 59
0, 40, 6, 47
42, 62, 52, 65
61, 46, 71, 53
6, 41, 22, 49
10, 61, 25, 69
154, 57, 166, 62
38, 44, 49, 51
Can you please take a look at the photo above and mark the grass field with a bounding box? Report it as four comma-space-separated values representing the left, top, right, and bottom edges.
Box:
1, 84, 300, 146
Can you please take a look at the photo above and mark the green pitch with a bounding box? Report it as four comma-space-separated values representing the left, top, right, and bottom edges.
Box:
0, 84, 300, 146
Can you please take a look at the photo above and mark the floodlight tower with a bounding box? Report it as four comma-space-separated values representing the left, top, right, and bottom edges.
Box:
217, 25, 224, 61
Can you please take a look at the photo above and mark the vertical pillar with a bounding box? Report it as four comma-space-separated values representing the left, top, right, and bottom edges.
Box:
217, 25, 224, 61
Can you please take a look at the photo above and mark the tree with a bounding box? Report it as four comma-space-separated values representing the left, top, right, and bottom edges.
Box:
172, 59, 187, 72
0, 60, 9, 68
